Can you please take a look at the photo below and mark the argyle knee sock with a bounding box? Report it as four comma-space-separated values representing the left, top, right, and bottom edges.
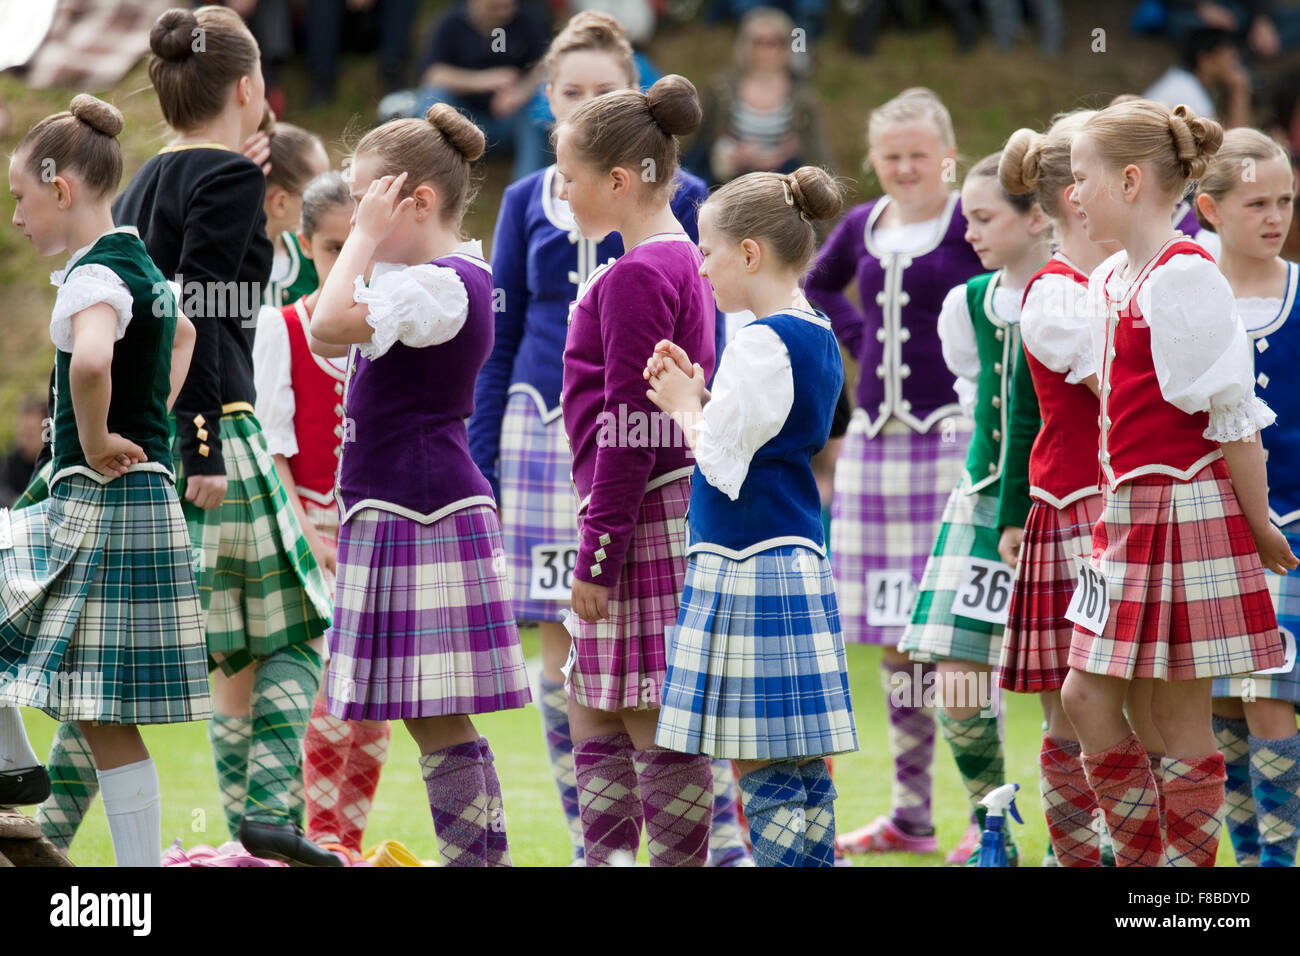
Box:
707, 758, 751, 866
938, 708, 1005, 812
477, 735, 511, 866
209, 713, 252, 839
573, 733, 642, 865
303, 689, 354, 845
419, 740, 490, 866
632, 746, 712, 867
539, 676, 583, 860
36, 721, 99, 851
1249, 731, 1300, 867
336, 720, 390, 853
798, 758, 838, 867
1161, 753, 1226, 867
1039, 734, 1102, 867
881, 658, 935, 834
738, 761, 806, 867
1213, 715, 1261, 866
244, 643, 322, 828
1081, 733, 1163, 867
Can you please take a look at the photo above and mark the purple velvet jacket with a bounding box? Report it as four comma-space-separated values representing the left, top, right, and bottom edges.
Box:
562, 233, 716, 588
338, 252, 496, 522
803, 192, 984, 437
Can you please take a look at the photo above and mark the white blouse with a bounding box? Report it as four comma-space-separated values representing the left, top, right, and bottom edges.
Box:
936, 279, 1024, 418
1091, 252, 1275, 442
693, 317, 816, 501
871, 213, 945, 255
1020, 267, 1097, 384
49, 239, 134, 353
252, 304, 348, 458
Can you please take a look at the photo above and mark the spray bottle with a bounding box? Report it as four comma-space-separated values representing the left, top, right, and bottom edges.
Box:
976, 782, 1022, 867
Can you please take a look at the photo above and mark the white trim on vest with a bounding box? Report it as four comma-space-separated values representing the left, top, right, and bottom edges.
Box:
507, 382, 564, 424
338, 493, 497, 526
574, 465, 694, 516
967, 269, 1019, 495
686, 535, 827, 560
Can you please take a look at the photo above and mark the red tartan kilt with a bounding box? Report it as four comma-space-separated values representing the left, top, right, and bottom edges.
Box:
1068, 459, 1283, 681
999, 494, 1103, 692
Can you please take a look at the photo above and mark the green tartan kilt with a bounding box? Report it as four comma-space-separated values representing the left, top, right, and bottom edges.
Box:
12, 460, 53, 511
898, 475, 1006, 666
176, 411, 332, 670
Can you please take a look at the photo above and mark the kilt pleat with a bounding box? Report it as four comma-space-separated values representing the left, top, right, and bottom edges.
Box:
325, 504, 531, 720
1070, 460, 1282, 680
998, 494, 1104, 692
830, 417, 970, 645
498, 391, 576, 622
656, 546, 858, 760
180, 412, 333, 662
569, 477, 690, 712
899, 475, 1006, 665
0, 471, 211, 723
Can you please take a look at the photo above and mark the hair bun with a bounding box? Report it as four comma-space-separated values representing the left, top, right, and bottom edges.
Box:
788, 166, 842, 222
645, 74, 702, 137
150, 7, 199, 63
69, 94, 124, 138
998, 128, 1044, 195
425, 103, 486, 163
1168, 104, 1223, 179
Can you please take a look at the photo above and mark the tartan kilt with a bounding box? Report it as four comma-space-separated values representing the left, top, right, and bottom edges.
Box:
0, 470, 211, 724
1214, 519, 1300, 702
655, 546, 858, 760
998, 494, 1104, 693
178, 412, 332, 666
569, 477, 690, 713
898, 474, 1005, 665
498, 391, 576, 622
830, 415, 970, 645
325, 504, 531, 720
12, 460, 52, 511
1069, 460, 1282, 680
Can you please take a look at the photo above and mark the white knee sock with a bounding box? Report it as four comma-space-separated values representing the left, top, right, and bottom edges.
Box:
0, 705, 40, 771
97, 758, 161, 867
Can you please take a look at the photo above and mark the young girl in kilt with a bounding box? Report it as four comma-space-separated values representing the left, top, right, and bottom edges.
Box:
252, 170, 391, 859
259, 122, 330, 308
1063, 100, 1297, 867
993, 113, 1119, 866
110, 6, 335, 866
311, 106, 532, 868
646, 166, 858, 867
468, 11, 744, 866
804, 88, 984, 858
555, 74, 718, 866
1197, 128, 1300, 867
0, 95, 209, 866
896, 152, 1050, 865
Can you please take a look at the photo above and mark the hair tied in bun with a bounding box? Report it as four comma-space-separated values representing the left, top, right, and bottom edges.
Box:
69, 94, 124, 138
150, 7, 199, 63
782, 176, 810, 223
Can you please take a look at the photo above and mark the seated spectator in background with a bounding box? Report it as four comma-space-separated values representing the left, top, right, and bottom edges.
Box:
1143, 25, 1250, 127
846, 0, 980, 55
1, 395, 47, 507
1145, 1, 1300, 57
305, 0, 418, 108
704, 0, 828, 39
378, 0, 551, 179
685, 7, 829, 186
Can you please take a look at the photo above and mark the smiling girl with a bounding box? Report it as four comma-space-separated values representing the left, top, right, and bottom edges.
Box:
1063, 100, 1296, 867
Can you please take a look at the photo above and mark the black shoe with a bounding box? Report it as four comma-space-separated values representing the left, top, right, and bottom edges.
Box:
0, 765, 51, 807
238, 819, 344, 867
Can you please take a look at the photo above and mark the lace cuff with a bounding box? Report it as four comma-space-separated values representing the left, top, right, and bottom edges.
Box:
353, 263, 469, 360
693, 419, 750, 501
1204, 396, 1276, 443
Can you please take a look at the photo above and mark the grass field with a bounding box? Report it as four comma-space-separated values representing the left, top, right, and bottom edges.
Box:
18, 626, 1239, 867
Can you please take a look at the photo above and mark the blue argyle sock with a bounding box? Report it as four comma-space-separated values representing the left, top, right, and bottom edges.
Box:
1249, 731, 1300, 867
798, 758, 838, 867
738, 761, 806, 868
1213, 715, 1261, 866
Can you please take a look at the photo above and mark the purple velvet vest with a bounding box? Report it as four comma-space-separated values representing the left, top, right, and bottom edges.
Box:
337, 253, 496, 522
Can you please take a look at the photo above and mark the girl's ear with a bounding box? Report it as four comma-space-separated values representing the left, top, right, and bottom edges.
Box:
1121, 163, 1142, 202
740, 237, 762, 271
1027, 201, 1051, 237
266, 185, 289, 217
609, 165, 632, 198
235, 74, 252, 107
411, 182, 438, 221
51, 174, 74, 209
1194, 192, 1221, 230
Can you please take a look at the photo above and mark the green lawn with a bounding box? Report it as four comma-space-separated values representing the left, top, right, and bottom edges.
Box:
18, 625, 1239, 867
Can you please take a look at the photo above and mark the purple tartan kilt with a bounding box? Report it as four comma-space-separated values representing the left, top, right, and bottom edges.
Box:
325, 503, 532, 720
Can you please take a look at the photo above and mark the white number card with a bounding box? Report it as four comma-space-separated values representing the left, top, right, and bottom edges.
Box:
866, 570, 918, 627
529, 543, 578, 602
1065, 555, 1110, 636
953, 557, 1013, 626
0, 508, 11, 550
1254, 627, 1297, 676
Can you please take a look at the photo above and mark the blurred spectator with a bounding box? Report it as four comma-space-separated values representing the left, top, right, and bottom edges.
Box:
304, 0, 418, 108
1143, 25, 1250, 127
1265, 70, 1300, 261
704, 0, 828, 39
378, 0, 551, 179
1, 395, 47, 507
984, 0, 1063, 54
848, 0, 980, 55
1135, 1, 1300, 56
685, 7, 830, 185
222, 0, 293, 115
